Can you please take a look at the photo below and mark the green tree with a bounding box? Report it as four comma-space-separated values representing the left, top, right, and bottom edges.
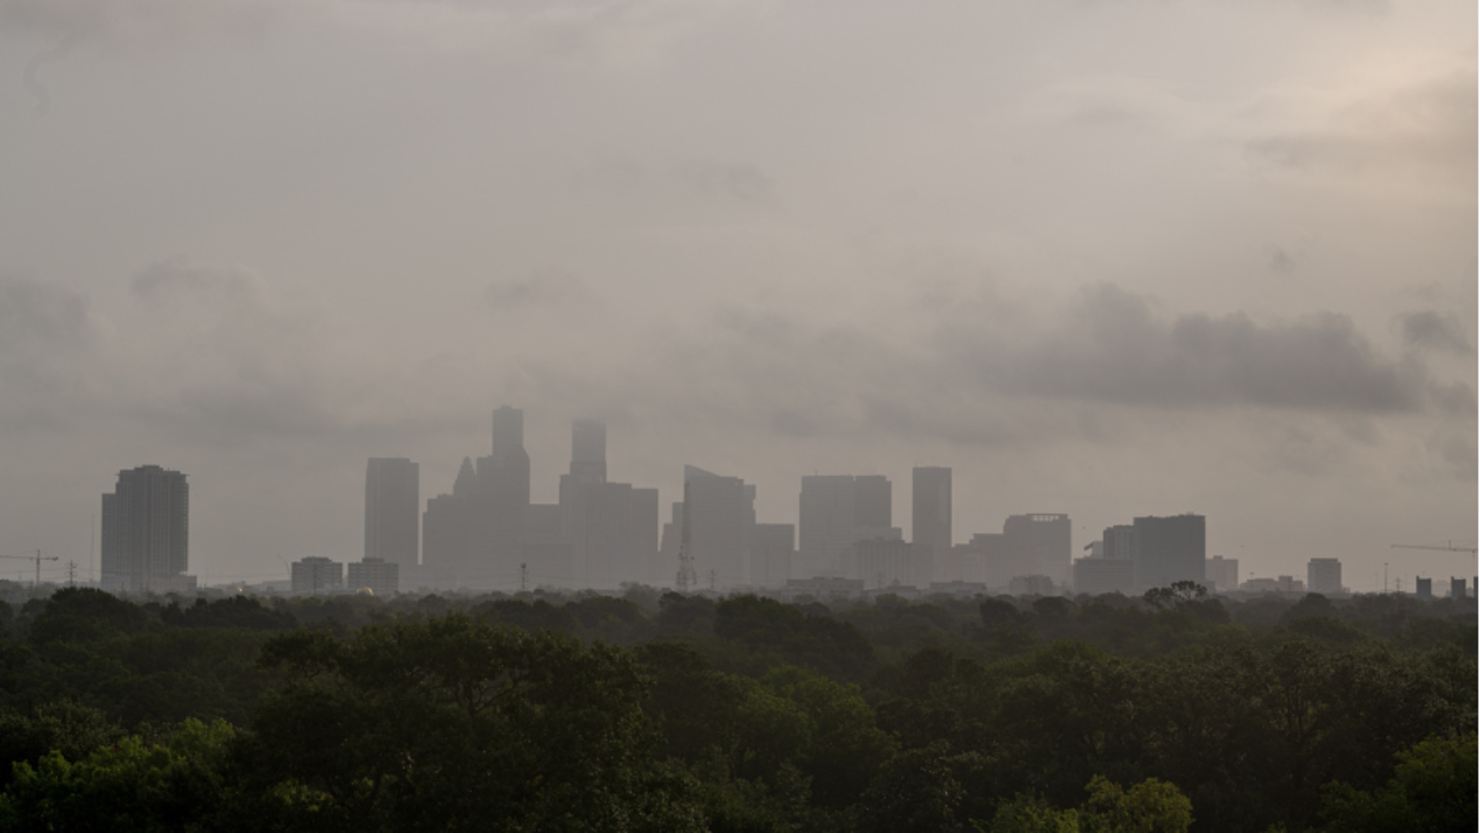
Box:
1321, 733, 1477, 833
0, 718, 235, 832
246, 613, 704, 832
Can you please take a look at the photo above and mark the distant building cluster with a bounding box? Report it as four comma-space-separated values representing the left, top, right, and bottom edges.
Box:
353, 407, 1221, 596
97, 410, 1477, 600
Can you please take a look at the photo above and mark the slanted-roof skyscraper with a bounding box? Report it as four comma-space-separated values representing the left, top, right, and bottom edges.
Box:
365, 458, 419, 567
101, 465, 193, 593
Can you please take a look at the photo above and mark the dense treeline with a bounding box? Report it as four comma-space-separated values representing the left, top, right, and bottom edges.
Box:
0, 582, 1472, 832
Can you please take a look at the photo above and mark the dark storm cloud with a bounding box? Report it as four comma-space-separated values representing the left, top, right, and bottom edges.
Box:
1396, 310, 1471, 355
975, 284, 1429, 413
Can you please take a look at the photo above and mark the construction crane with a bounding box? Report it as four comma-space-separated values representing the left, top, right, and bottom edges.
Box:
1391, 541, 1478, 554
0, 549, 62, 586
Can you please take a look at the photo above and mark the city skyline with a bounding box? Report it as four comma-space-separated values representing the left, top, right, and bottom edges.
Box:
0, 2, 1472, 590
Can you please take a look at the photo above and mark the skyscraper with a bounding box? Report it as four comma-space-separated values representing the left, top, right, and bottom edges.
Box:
570, 419, 607, 484
101, 465, 193, 593
912, 467, 952, 583
799, 476, 857, 578
365, 458, 419, 568
679, 465, 756, 589
1133, 514, 1206, 591
422, 457, 481, 582
1307, 558, 1342, 595
559, 418, 658, 588
486, 406, 531, 575
798, 474, 897, 578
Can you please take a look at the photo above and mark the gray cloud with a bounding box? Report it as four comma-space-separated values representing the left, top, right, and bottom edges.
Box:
484, 269, 587, 310
1245, 71, 1477, 179
966, 284, 1431, 413
0, 279, 97, 431
1396, 310, 1471, 355
678, 161, 777, 207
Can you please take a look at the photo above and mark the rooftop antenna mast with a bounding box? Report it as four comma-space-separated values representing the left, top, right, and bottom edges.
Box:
675, 479, 696, 591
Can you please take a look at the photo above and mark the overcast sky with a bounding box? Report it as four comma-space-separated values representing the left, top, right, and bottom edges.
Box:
1, 0, 1474, 591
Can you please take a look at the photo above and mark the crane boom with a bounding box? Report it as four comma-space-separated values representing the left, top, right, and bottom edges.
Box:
0, 549, 62, 586
1390, 542, 1478, 554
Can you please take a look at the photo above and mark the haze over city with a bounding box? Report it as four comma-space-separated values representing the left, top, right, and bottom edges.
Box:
1, 0, 1474, 591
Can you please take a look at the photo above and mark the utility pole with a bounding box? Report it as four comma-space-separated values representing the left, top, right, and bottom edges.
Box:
67, 561, 76, 587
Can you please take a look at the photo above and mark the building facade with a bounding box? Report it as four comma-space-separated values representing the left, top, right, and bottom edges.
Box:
101, 465, 193, 593
911, 467, 952, 584
1132, 514, 1206, 591
348, 557, 399, 596
365, 458, 419, 568
1307, 558, 1342, 596
291, 557, 343, 594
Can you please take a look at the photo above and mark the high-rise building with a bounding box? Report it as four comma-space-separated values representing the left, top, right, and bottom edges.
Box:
101, 465, 193, 593
1307, 558, 1342, 596
1132, 514, 1206, 591
798, 475, 898, 579
1205, 555, 1239, 593
348, 558, 399, 596
1073, 557, 1135, 596
1102, 525, 1137, 560
972, 514, 1070, 588
486, 406, 531, 576
291, 557, 342, 595
365, 458, 419, 568
853, 476, 892, 530
570, 419, 607, 484
680, 465, 756, 589
750, 523, 794, 589
854, 537, 918, 589
912, 467, 951, 583
422, 457, 481, 582
559, 419, 657, 588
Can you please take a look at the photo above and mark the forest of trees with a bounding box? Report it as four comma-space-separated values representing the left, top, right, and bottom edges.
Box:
0, 582, 1472, 832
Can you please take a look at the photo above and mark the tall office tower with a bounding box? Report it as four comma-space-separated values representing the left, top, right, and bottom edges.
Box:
853, 476, 892, 529
101, 465, 193, 593
974, 515, 1070, 588
912, 467, 952, 583
750, 524, 794, 589
1307, 558, 1342, 596
559, 419, 658, 588
485, 406, 531, 580
365, 458, 419, 568
570, 419, 607, 484
681, 465, 756, 589
798, 475, 899, 579
799, 476, 856, 578
1205, 555, 1239, 592
1132, 514, 1206, 591
1102, 525, 1137, 560
1450, 577, 1468, 600
422, 457, 481, 583
659, 502, 684, 580
1004, 514, 1072, 584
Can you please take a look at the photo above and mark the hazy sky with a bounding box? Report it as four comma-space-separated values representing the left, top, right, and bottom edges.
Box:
1, 0, 1474, 591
